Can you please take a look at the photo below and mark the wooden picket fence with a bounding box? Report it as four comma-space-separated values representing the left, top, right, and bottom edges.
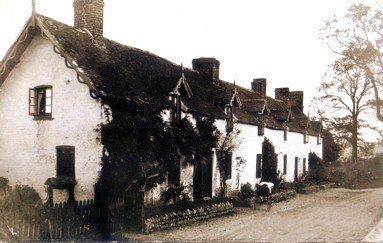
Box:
0, 199, 102, 241
0, 193, 144, 241
46, 199, 101, 240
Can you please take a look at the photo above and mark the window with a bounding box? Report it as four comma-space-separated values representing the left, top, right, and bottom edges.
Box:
29, 85, 52, 118
303, 158, 307, 175
283, 128, 287, 141
304, 131, 309, 143
225, 105, 233, 133
283, 155, 287, 175
258, 114, 264, 136
256, 154, 262, 178
225, 151, 232, 179
56, 146, 75, 178
317, 135, 322, 145
169, 92, 181, 124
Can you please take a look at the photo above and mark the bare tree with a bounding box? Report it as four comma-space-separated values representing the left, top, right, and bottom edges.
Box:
314, 57, 373, 162
321, 3, 383, 121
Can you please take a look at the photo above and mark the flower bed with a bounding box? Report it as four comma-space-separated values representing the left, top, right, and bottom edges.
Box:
144, 202, 234, 233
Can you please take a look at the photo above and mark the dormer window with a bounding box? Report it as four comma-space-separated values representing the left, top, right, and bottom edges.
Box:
29, 85, 52, 119
304, 131, 309, 143
225, 104, 233, 133
258, 114, 264, 136
169, 92, 181, 125
317, 135, 322, 145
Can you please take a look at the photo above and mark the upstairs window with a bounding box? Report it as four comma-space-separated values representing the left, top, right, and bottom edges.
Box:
317, 135, 322, 145
225, 105, 233, 133
169, 92, 181, 125
29, 85, 52, 118
258, 114, 265, 136
56, 146, 75, 179
304, 131, 309, 143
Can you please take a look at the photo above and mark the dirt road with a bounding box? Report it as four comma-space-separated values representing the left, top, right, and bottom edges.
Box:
123, 188, 383, 242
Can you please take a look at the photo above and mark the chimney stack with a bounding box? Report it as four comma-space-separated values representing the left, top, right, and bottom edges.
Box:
251, 78, 267, 97
73, 0, 104, 38
289, 91, 304, 111
275, 88, 304, 111
275, 87, 290, 104
192, 58, 220, 83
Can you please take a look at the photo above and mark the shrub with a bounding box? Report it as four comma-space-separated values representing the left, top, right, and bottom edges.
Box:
307, 152, 327, 183
262, 138, 283, 189
239, 183, 254, 199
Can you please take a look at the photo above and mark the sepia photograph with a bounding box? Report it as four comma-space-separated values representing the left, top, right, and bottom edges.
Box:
0, 0, 382, 242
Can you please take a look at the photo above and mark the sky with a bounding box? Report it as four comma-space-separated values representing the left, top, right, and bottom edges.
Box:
0, 0, 381, 114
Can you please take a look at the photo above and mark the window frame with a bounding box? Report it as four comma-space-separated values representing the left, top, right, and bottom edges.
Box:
29, 85, 53, 119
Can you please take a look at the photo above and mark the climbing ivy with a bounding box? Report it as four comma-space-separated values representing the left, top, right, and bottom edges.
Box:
95, 97, 220, 199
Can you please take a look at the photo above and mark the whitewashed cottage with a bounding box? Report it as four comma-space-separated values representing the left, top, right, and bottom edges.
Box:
0, 0, 322, 204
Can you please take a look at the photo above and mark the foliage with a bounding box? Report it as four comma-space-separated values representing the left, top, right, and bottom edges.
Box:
261, 138, 282, 188
307, 152, 327, 183
322, 129, 341, 163
96, 97, 220, 199
239, 183, 254, 199
320, 3, 383, 121
216, 125, 242, 196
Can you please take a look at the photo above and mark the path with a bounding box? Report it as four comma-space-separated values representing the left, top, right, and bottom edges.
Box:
123, 187, 383, 242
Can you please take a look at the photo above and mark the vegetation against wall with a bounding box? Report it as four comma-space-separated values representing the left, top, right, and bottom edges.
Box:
261, 138, 282, 187
96, 97, 220, 199
216, 126, 242, 196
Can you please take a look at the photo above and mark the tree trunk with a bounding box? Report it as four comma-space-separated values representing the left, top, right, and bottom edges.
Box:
351, 116, 358, 163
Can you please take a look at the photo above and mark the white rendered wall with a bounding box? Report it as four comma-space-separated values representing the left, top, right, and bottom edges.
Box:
213, 119, 323, 195
0, 35, 104, 203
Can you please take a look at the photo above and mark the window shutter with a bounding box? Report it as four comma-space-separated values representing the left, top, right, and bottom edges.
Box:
29, 88, 36, 115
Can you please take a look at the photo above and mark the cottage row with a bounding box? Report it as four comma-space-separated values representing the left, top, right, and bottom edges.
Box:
0, 0, 322, 204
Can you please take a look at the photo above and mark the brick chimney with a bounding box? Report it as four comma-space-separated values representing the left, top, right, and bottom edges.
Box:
73, 0, 104, 38
251, 78, 267, 97
275, 87, 290, 103
192, 58, 220, 83
275, 88, 304, 111
289, 91, 304, 111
